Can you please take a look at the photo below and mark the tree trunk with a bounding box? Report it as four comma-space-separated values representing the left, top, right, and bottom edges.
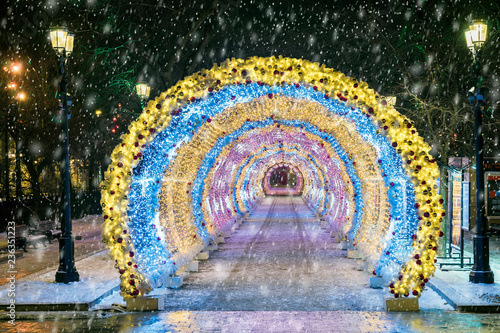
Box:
15, 127, 22, 199
88, 156, 94, 192
24, 160, 42, 220
3, 119, 9, 199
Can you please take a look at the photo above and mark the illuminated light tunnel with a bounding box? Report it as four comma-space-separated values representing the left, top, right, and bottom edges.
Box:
101, 56, 444, 300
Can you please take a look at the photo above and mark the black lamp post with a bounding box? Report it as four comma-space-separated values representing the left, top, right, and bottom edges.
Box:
465, 20, 494, 284
50, 26, 79, 283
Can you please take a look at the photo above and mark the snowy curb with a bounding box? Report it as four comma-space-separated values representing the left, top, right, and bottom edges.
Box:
428, 277, 500, 313
0, 250, 120, 312
0, 311, 124, 320
0, 284, 119, 312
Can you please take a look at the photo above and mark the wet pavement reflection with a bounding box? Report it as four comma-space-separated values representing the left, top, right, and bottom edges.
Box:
2, 310, 500, 332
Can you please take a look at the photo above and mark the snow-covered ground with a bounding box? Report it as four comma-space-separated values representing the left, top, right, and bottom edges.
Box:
0, 251, 118, 305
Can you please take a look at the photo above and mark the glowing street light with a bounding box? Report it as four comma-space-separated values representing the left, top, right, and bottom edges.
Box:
65, 34, 75, 57
135, 82, 151, 102
465, 19, 494, 284
465, 20, 488, 55
50, 27, 69, 55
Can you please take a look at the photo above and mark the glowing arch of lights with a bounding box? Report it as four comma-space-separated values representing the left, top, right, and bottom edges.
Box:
101, 56, 444, 299
198, 121, 353, 225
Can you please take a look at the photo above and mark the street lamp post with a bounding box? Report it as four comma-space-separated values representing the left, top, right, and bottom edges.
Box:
465, 20, 494, 284
50, 26, 79, 283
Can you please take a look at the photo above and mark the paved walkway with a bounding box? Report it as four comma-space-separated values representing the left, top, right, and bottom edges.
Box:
162, 196, 387, 311
161, 196, 450, 312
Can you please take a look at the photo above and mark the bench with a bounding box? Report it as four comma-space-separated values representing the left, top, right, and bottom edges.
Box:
489, 224, 500, 237
31, 220, 62, 244
14, 225, 47, 252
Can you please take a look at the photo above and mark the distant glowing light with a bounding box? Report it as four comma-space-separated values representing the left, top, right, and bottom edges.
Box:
135, 83, 151, 100
386, 96, 397, 106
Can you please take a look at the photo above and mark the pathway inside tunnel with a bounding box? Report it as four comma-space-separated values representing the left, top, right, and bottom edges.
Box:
162, 196, 387, 311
